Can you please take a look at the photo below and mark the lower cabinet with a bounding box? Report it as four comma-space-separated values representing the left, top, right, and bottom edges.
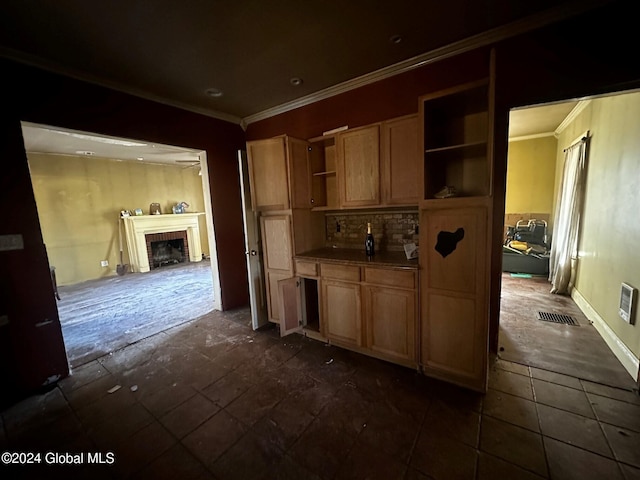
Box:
322, 279, 362, 347
266, 270, 291, 324
277, 260, 418, 368
363, 285, 416, 365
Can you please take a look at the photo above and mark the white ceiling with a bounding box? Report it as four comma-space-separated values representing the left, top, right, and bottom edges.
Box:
508, 100, 579, 139
21, 122, 202, 166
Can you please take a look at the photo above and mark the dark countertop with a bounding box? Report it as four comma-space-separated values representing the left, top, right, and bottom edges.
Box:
296, 248, 418, 269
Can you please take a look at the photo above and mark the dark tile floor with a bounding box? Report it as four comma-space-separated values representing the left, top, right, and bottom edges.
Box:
1, 306, 640, 479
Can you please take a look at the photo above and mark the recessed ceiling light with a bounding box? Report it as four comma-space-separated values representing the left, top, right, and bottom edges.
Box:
137, 157, 144, 161
75, 150, 95, 156
205, 88, 223, 98
390, 34, 403, 44
290, 77, 303, 86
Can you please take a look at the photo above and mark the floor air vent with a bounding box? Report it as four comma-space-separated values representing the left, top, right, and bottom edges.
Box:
537, 311, 579, 326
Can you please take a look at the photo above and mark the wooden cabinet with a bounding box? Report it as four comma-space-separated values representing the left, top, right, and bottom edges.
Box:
247, 135, 311, 211
419, 51, 494, 200
279, 264, 322, 338
381, 115, 420, 205
308, 135, 339, 210
337, 124, 380, 207
363, 267, 417, 366
288, 137, 313, 209
322, 279, 362, 347
419, 200, 490, 392
261, 214, 294, 323
313, 262, 417, 365
417, 49, 495, 393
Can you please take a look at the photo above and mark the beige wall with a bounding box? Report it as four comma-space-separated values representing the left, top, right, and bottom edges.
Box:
28, 153, 210, 286
556, 92, 640, 360
505, 136, 557, 218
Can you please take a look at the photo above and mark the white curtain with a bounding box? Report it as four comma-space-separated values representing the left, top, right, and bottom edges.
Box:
549, 138, 588, 294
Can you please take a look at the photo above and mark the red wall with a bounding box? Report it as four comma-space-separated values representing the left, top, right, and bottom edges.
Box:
245, 1, 640, 355
0, 59, 249, 405
246, 48, 491, 141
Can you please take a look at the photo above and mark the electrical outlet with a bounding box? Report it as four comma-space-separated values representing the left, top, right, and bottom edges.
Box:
101, 260, 109, 267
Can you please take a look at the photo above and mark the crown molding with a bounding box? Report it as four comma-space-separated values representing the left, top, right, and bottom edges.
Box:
509, 132, 556, 142
555, 100, 592, 137
0, 46, 243, 126
243, 0, 611, 126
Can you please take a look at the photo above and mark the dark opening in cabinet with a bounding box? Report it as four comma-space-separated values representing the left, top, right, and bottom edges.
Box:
302, 278, 320, 332
420, 79, 492, 199
278, 276, 320, 336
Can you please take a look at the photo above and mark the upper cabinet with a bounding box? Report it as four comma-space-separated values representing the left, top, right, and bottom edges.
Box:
308, 135, 339, 210
247, 135, 311, 211
248, 115, 421, 213
336, 124, 380, 208
381, 114, 420, 206
419, 51, 495, 200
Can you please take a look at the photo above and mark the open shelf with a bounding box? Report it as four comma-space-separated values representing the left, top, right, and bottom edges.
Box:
308, 135, 339, 209
420, 78, 492, 199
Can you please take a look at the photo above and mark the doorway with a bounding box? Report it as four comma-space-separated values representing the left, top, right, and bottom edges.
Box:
21, 122, 223, 367
497, 90, 640, 390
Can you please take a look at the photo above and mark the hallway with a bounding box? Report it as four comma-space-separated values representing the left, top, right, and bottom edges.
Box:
498, 273, 637, 390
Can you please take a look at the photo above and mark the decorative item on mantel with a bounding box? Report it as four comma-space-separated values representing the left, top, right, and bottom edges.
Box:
150, 203, 162, 215
172, 201, 190, 214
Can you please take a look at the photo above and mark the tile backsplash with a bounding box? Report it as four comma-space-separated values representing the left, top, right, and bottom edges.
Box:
325, 211, 419, 251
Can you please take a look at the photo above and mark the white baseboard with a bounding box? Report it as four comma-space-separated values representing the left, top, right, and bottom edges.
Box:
572, 288, 639, 381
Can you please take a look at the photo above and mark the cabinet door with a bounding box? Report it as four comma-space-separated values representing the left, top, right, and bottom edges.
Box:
364, 285, 416, 364
261, 215, 293, 272
261, 214, 294, 323
247, 137, 290, 211
266, 270, 291, 323
321, 279, 362, 347
382, 115, 419, 205
278, 277, 303, 336
288, 137, 312, 209
419, 204, 489, 392
337, 125, 380, 207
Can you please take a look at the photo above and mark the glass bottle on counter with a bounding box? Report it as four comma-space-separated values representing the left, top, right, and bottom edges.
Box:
365, 222, 375, 258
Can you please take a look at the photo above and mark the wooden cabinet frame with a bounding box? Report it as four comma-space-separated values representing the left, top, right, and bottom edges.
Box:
336, 124, 381, 208
381, 114, 420, 206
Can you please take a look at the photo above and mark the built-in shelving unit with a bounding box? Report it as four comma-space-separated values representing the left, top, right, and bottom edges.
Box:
420, 77, 492, 199
308, 134, 339, 210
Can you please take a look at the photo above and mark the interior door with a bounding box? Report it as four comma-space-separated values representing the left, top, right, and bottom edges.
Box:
238, 150, 268, 330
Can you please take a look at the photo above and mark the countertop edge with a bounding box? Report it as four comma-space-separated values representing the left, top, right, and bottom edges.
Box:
295, 249, 418, 270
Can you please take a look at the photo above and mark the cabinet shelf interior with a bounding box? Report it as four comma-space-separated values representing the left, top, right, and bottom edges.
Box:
421, 82, 490, 199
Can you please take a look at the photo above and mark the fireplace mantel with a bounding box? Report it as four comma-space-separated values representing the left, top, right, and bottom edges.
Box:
123, 213, 204, 272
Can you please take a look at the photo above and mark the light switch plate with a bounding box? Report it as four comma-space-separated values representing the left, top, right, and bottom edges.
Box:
0, 234, 24, 251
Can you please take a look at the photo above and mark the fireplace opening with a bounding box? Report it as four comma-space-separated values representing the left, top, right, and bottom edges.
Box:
151, 239, 185, 268
145, 230, 190, 270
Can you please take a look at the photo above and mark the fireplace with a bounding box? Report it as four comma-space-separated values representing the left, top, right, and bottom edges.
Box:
122, 213, 204, 273
146, 230, 189, 269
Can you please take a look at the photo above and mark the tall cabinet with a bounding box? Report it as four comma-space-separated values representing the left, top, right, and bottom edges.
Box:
418, 50, 495, 392
247, 135, 321, 327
